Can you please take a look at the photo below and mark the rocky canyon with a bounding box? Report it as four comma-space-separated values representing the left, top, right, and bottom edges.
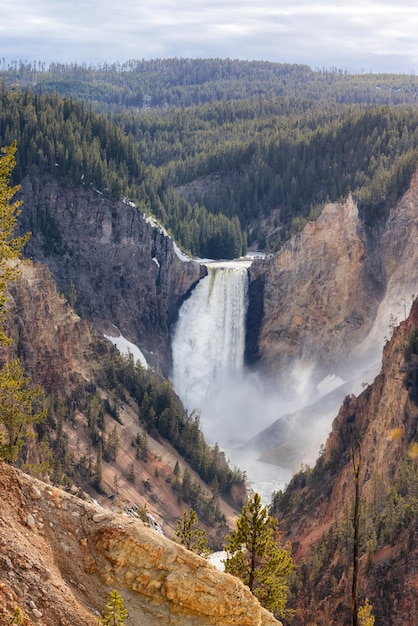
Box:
2, 163, 418, 626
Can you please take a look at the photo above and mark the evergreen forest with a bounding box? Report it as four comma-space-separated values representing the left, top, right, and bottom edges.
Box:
1, 59, 418, 257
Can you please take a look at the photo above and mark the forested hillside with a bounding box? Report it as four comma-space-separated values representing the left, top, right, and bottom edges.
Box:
2, 59, 418, 257
0, 89, 246, 259
3, 58, 418, 109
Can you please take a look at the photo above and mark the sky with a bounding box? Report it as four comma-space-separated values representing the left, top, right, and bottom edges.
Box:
1, 1, 418, 74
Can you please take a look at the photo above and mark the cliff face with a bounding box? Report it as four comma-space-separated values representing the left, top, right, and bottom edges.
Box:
17, 176, 206, 375
249, 170, 418, 383
5, 260, 104, 393
273, 300, 418, 625
0, 462, 280, 626
248, 195, 382, 381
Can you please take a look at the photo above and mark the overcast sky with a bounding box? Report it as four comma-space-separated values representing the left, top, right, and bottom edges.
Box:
1, 1, 417, 74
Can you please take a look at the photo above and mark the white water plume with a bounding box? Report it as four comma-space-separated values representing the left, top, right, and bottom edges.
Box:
171, 261, 250, 413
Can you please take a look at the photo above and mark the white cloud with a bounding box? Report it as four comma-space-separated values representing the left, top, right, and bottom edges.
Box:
1, 1, 417, 72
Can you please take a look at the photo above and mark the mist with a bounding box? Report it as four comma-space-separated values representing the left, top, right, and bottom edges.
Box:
197, 364, 339, 447
170, 261, 414, 501
185, 356, 380, 499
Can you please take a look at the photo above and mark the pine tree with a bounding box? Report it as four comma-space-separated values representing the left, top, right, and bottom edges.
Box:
174, 508, 212, 558
224, 493, 293, 618
0, 143, 45, 463
181, 467, 191, 502
127, 462, 136, 484
97, 589, 128, 626
106, 425, 119, 461
93, 441, 103, 491
0, 141, 30, 345
0, 359, 46, 462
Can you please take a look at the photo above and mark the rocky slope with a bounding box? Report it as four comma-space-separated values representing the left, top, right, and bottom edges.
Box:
272, 299, 418, 625
16, 176, 206, 375
0, 462, 280, 626
241, 380, 353, 471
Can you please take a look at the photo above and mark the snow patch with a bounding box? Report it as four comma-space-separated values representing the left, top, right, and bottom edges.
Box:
143, 213, 169, 236
208, 551, 226, 571
173, 242, 191, 262
143, 213, 192, 262
104, 330, 148, 368
122, 197, 137, 208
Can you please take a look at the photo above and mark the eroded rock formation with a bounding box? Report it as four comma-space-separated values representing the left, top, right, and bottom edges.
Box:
17, 176, 206, 375
248, 195, 383, 381
5, 260, 105, 392
248, 170, 418, 383
0, 463, 280, 626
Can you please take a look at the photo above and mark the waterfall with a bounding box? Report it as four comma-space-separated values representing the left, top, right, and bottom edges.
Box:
171, 261, 250, 415
171, 258, 293, 501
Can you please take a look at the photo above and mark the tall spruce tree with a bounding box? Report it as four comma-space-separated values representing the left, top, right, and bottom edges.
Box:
224, 493, 294, 618
0, 142, 45, 463
0, 141, 30, 345
0, 359, 45, 462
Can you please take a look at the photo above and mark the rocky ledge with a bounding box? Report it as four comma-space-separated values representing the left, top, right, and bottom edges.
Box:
0, 463, 280, 626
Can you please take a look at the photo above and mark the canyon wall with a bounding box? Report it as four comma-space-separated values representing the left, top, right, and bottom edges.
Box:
272, 298, 418, 625
5, 260, 105, 393
17, 177, 206, 375
16, 168, 418, 386
248, 170, 418, 385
